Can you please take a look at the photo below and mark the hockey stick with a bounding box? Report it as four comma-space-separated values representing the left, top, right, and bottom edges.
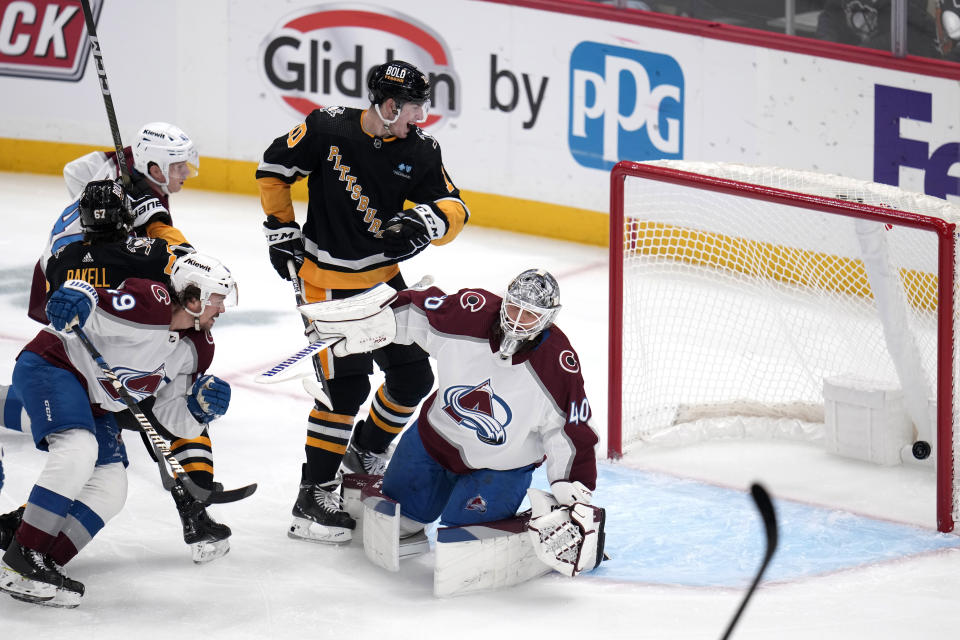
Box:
720, 483, 779, 640
287, 260, 336, 409
253, 336, 343, 385
266, 271, 435, 391
79, 0, 132, 191
72, 326, 257, 505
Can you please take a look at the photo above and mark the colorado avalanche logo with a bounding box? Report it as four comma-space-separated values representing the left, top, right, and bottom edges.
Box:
98, 364, 165, 402
465, 495, 487, 513
442, 379, 512, 445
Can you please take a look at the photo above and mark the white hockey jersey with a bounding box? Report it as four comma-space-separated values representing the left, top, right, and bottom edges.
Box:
392, 286, 598, 490
21, 278, 211, 439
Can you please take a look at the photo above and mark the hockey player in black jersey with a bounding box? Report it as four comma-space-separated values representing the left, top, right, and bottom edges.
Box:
1, 180, 232, 564
257, 60, 470, 543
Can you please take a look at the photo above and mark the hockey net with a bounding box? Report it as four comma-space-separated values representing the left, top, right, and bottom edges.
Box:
608, 160, 960, 532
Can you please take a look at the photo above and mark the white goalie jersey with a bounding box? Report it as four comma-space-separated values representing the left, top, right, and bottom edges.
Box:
391, 286, 598, 490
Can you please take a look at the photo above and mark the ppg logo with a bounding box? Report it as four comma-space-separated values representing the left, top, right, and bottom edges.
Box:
569, 42, 684, 170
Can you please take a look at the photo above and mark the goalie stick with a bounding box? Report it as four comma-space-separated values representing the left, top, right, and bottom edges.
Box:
79, 0, 132, 191
270, 267, 435, 404
720, 483, 779, 640
287, 260, 336, 408
73, 326, 257, 505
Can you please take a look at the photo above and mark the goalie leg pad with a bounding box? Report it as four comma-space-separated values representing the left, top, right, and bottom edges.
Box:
362, 493, 401, 572
433, 514, 551, 598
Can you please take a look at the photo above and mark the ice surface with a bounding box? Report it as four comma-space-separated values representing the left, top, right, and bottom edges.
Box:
1, 173, 959, 638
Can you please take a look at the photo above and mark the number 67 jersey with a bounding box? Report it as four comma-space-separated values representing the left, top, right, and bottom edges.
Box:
391, 286, 599, 491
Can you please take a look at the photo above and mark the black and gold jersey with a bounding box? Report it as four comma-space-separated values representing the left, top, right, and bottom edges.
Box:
46, 236, 176, 293
256, 106, 469, 291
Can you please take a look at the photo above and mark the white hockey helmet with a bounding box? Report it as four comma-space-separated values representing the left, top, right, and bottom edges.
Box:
498, 269, 561, 359
170, 252, 238, 320
132, 122, 199, 195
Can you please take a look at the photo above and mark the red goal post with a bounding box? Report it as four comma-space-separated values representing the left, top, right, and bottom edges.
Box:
608, 160, 960, 532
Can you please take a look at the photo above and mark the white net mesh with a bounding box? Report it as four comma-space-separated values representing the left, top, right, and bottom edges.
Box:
613, 161, 960, 530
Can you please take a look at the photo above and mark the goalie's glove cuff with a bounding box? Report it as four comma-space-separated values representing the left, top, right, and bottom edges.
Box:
263, 216, 305, 280
381, 204, 448, 258
551, 480, 593, 506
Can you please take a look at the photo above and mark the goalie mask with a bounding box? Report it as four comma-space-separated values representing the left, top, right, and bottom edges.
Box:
498, 269, 561, 360
133, 122, 199, 195
79, 179, 132, 242
170, 253, 238, 329
367, 60, 430, 130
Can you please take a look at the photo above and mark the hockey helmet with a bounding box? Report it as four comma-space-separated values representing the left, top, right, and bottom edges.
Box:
943, 0, 960, 41
132, 122, 199, 195
498, 269, 561, 359
170, 252, 238, 316
78, 179, 132, 240
367, 60, 431, 106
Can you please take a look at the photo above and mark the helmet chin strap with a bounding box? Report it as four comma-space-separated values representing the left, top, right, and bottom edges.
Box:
184, 303, 203, 331
145, 169, 172, 196
373, 102, 401, 136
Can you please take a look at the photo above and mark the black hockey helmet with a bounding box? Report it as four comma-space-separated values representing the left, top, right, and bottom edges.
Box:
367, 60, 430, 106
79, 179, 132, 241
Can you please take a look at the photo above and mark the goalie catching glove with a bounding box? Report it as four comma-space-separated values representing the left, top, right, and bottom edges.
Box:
298, 283, 398, 357
381, 204, 448, 258
526, 487, 606, 577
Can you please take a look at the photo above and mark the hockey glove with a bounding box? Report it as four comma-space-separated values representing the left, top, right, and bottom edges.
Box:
46, 280, 98, 331
187, 375, 231, 423
126, 191, 165, 228
381, 204, 448, 258
526, 488, 606, 577
263, 216, 305, 280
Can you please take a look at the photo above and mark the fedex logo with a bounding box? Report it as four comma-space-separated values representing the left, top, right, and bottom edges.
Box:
0, 0, 103, 81
569, 42, 683, 170
874, 84, 960, 201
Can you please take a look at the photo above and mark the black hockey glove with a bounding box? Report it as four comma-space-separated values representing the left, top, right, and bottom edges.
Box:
381, 204, 448, 259
263, 215, 305, 280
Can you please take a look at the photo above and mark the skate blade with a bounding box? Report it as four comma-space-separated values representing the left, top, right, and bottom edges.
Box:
191, 538, 230, 564
10, 589, 81, 608
288, 517, 352, 545
0, 566, 57, 601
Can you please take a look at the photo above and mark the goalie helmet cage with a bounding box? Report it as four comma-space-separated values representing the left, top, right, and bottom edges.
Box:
608, 160, 960, 533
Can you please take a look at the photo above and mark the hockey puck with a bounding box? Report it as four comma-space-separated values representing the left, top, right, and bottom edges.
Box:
912, 440, 931, 460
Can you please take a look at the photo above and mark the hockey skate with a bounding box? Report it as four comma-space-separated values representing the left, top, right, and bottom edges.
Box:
0, 505, 24, 552
171, 480, 232, 564
289, 465, 355, 544
0, 540, 84, 608
341, 441, 389, 476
